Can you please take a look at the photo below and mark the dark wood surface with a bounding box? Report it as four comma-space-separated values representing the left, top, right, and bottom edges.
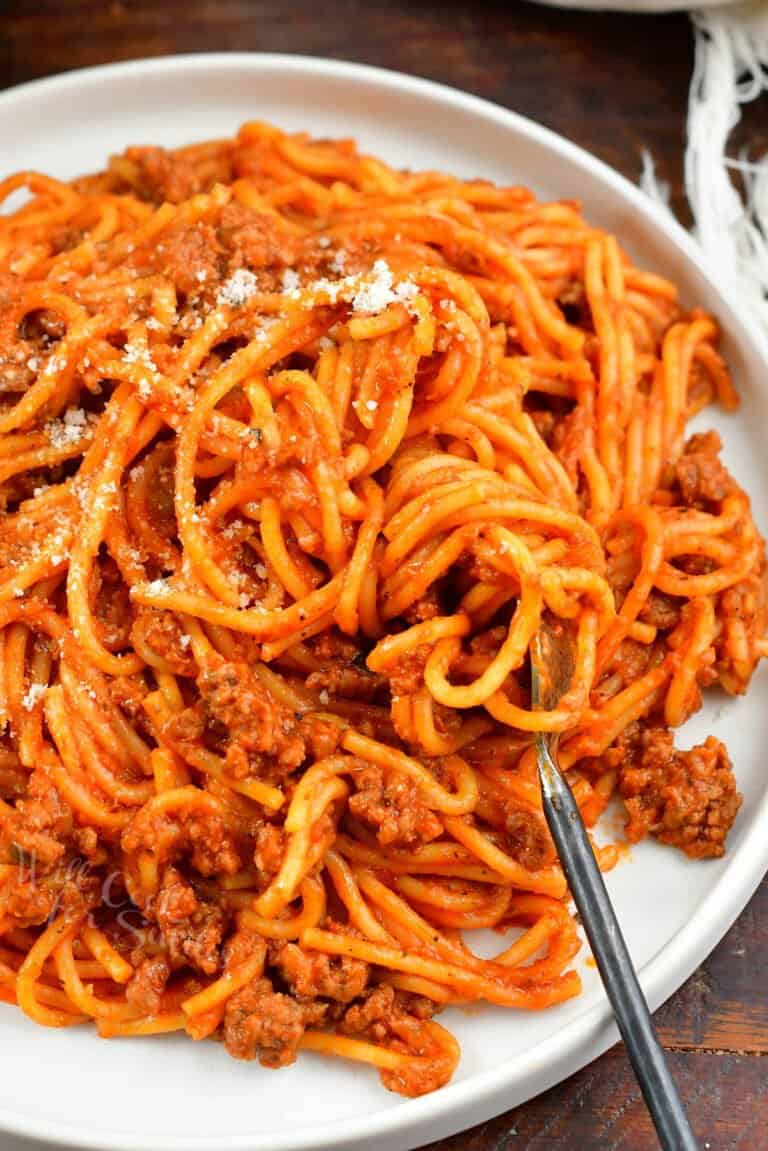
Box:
2, 2, 766, 1148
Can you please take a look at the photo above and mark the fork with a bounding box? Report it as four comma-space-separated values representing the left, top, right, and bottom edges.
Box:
531, 623, 699, 1151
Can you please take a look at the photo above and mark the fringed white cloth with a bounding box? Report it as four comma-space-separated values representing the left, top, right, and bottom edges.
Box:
642, 2, 768, 334
532, 0, 767, 331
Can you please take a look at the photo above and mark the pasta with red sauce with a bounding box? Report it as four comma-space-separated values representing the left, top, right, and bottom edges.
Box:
0, 123, 764, 1095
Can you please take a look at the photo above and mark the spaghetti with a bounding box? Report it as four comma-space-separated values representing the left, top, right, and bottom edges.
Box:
0, 123, 764, 1095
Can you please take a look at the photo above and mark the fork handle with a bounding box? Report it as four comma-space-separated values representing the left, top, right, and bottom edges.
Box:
536, 737, 699, 1151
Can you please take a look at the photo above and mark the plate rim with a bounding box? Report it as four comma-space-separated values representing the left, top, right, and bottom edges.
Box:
0, 50, 767, 1151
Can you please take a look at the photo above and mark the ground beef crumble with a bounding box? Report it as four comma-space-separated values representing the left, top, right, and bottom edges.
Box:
618, 727, 741, 858
130, 607, 197, 676
715, 575, 766, 694
253, 823, 285, 882
306, 663, 384, 702
638, 590, 684, 631
0, 770, 73, 867
403, 588, 443, 623
197, 659, 306, 781
125, 955, 171, 1015
300, 715, 342, 761
340, 984, 448, 1096
113, 145, 216, 204
348, 765, 442, 847
222, 975, 323, 1067
674, 431, 733, 508
384, 645, 431, 697
156, 222, 223, 297
341, 983, 398, 1040
148, 866, 226, 974
122, 797, 241, 877
217, 202, 301, 272
499, 807, 556, 871
270, 937, 369, 1003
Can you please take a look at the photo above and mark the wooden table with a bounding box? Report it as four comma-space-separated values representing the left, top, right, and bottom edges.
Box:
2, 2, 766, 1148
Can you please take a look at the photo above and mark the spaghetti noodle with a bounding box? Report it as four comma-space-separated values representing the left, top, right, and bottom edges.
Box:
0, 123, 764, 1095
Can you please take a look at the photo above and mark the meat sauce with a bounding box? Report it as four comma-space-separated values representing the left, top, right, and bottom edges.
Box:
0, 127, 762, 1098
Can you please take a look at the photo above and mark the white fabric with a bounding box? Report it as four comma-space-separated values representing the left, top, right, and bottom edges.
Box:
530, 0, 768, 335
678, 2, 768, 335
529, 1, 742, 11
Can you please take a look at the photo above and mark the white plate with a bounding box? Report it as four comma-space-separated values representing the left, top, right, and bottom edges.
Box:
0, 53, 767, 1151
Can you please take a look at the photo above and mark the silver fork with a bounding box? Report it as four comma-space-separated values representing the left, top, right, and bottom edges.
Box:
531, 622, 698, 1151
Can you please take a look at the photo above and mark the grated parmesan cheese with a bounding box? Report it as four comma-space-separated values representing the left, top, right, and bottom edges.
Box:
309, 276, 343, 303
145, 579, 171, 596
46, 409, 90, 449
22, 683, 47, 711
305, 259, 419, 318
122, 343, 155, 369
252, 316, 280, 343
394, 279, 419, 306
217, 269, 258, 308
351, 259, 395, 314
281, 268, 301, 297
